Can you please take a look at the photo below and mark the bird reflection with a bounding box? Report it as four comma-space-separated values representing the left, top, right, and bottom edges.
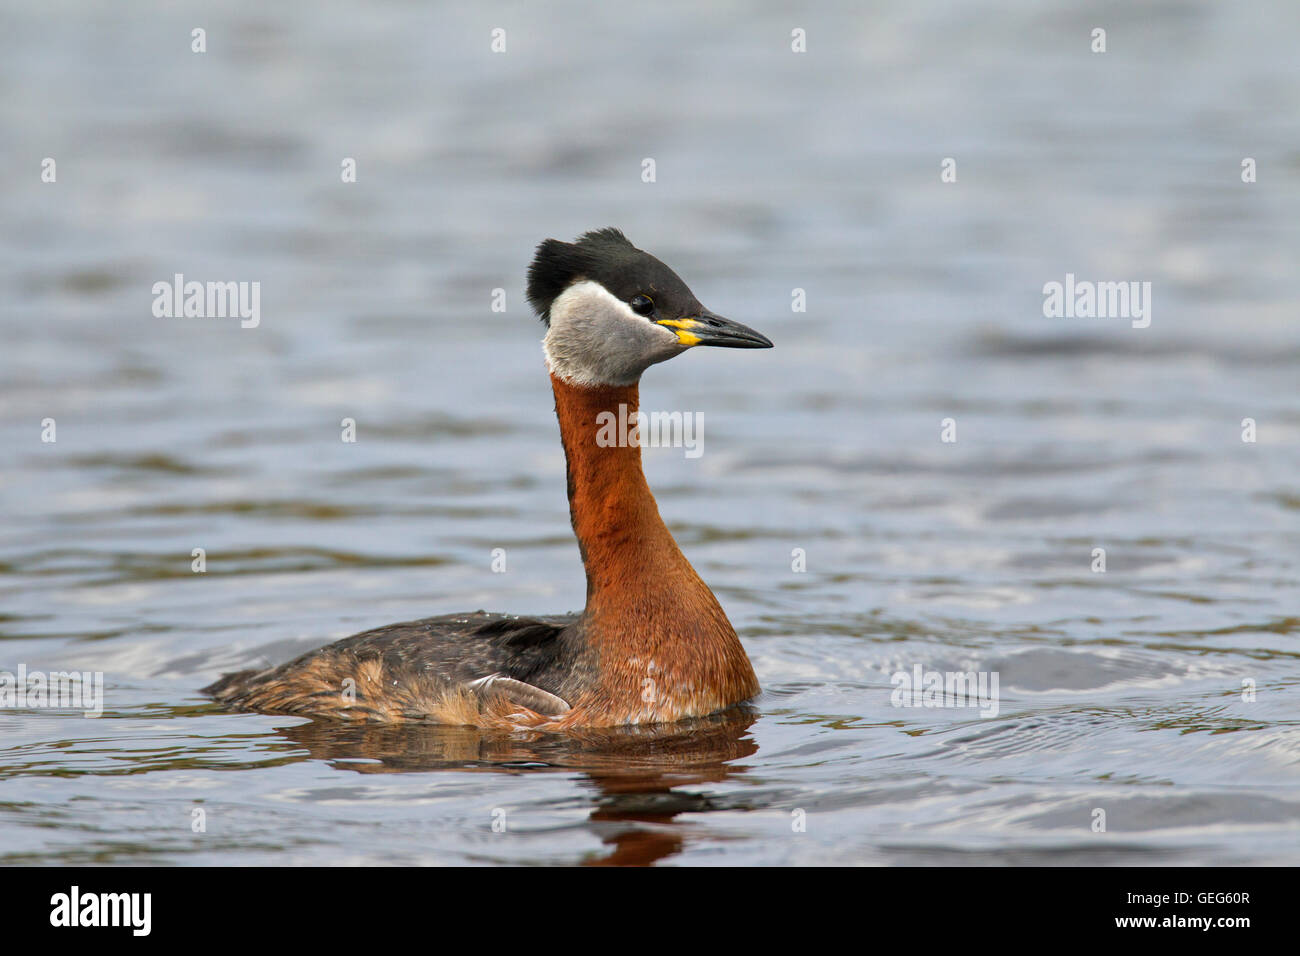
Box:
270, 708, 759, 866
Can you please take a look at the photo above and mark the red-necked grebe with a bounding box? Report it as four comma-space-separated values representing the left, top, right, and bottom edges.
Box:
205, 228, 772, 728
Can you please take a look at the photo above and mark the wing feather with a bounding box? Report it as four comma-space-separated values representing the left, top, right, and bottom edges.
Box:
465, 675, 571, 716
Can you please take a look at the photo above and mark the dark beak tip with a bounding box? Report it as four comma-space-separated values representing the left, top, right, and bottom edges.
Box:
695, 312, 773, 350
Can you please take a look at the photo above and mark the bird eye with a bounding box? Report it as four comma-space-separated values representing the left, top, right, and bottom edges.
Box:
629, 294, 655, 316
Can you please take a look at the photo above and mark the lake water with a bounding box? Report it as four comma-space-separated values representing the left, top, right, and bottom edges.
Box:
1, 0, 1298, 865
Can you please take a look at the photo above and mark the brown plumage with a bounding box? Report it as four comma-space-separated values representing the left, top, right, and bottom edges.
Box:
546, 377, 760, 726
205, 228, 770, 729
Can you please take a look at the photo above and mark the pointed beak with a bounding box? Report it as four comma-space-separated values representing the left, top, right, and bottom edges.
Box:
655, 310, 773, 349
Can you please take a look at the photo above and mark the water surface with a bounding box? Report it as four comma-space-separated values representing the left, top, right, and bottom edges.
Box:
1, 0, 1298, 865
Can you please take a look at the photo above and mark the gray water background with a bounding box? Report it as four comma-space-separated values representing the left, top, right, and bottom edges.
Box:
1, 0, 1298, 864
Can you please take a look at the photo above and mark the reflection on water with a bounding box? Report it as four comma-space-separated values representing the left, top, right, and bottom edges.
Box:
273, 710, 759, 866
1, 0, 1298, 865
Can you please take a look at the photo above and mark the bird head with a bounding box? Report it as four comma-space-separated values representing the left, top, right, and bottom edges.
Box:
527, 228, 772, 387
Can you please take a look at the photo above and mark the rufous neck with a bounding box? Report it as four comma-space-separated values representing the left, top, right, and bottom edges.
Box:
548, 373, 759, 714
550, 374, 688, 598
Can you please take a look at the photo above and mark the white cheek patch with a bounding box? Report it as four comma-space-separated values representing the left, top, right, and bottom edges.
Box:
543, 280, 683, 387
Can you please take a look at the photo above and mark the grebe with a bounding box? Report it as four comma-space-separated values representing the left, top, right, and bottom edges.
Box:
205, 228, 772, 729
